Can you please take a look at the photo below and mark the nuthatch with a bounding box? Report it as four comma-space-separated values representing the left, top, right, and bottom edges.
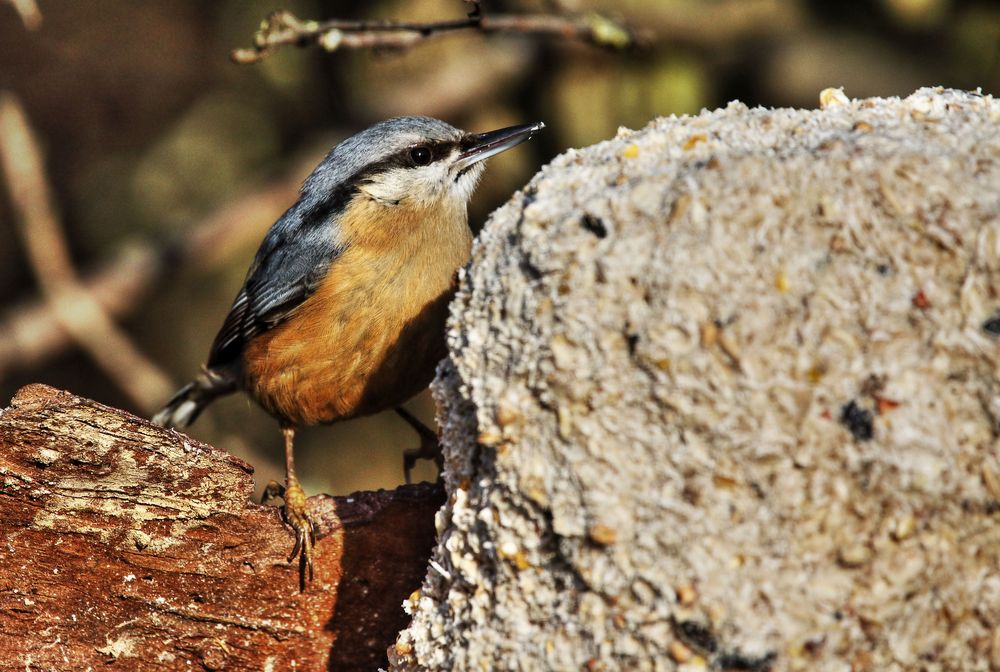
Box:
153, 116, 544, 582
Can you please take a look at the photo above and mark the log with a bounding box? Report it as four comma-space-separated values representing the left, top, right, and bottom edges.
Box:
0, 383, 443, 671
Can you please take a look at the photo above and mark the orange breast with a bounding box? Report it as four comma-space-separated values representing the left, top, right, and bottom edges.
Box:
240, 196, 471, 427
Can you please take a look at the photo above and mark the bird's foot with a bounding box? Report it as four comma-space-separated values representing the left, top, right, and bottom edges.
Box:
260, 479, 284, 506
260, 478, 314, 588
398, 409, 443, 484
403, 439, 443, 484
282, 477, 314, 588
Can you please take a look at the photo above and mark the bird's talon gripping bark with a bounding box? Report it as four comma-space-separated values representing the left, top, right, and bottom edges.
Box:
398, 407, 443, 484
282, 477, 314, 586
260, 479, 284, 506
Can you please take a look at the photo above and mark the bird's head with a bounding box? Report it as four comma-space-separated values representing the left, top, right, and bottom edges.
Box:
304, 116, 545, 211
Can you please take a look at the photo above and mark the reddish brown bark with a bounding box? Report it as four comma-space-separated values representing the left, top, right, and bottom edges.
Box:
0, 384, 442, 671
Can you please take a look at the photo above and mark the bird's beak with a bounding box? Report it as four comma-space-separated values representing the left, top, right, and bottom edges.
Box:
455, 121, 545, 172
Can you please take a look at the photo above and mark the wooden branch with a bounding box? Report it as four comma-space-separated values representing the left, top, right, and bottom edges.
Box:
231, 7, 641, 64
0, 384, 444, 670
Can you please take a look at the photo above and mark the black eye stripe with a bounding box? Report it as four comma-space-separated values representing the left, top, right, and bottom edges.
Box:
402, 139, 457, 167
347, 139, 461, 189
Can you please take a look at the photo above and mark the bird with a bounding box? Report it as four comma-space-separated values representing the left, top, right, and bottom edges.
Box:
152, 116, 544, 584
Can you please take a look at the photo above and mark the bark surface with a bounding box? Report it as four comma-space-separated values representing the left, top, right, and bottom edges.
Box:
0, 384, 442, 671
392, 88, 1000, 671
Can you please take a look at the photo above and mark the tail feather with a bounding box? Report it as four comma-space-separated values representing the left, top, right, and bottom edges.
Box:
152, 368, 237, 429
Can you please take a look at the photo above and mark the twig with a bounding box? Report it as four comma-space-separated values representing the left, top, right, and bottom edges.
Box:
0, 92, 173, 413
231, 6, 640, 64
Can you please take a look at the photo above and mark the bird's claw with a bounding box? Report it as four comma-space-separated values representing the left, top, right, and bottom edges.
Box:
282, 477, 314, 588
260, 479, 284, 506
402, 450, 419, 485
399, 409, 443, 484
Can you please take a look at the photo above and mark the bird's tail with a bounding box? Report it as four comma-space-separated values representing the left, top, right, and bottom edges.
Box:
151, 367, 237, 429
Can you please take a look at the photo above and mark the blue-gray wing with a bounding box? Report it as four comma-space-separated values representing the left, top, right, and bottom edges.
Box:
207, 199, 344, 368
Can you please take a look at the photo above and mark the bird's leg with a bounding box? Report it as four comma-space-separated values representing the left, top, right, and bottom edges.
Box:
396, 407, 443, 484
280, 426, 314, 587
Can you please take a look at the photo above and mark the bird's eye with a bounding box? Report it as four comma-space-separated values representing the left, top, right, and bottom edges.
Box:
409, 146, 432, 166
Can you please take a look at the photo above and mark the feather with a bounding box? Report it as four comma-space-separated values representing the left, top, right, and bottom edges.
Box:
152, 367, 237, 428
207, 194, 346, 367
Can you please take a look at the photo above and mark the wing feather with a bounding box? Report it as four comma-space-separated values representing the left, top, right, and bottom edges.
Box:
207, 196, 345, 367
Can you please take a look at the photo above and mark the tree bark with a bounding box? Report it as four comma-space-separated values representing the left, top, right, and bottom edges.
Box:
0, 383, 443, 671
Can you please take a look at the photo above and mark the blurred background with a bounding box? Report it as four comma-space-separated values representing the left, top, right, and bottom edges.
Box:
1, 0, 998, 496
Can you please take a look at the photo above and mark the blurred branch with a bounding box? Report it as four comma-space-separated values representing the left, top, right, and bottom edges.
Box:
0, 93, 173, 412
0, 160, 308, 383
3, 0, 41, 30
231, 5, 641, 64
